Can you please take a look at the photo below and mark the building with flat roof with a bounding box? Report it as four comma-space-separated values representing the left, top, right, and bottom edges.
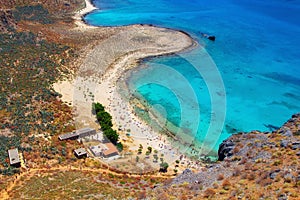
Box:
77, 128, 97, 138
8, 148, 21, 167
102, 143, 119, 158
73, 148, 87, 159
89, 145, 102, 157
58, 127, 97, 141
89, 142, 119, 158
58, 131, 79, 140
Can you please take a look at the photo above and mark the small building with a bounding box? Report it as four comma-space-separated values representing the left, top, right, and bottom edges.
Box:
102, 143, 119, 158
77, 128, 97, 138
89, 142, 119, 158
58, 131, 79, 141
73, 148, 87, 159
58, 127, 97, 141
8, 148, 21, 167
89, 145, 102, 157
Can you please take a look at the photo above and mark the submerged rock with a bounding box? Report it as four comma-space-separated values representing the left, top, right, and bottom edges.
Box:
200, 32, 216, 41
207, 35, 216, 41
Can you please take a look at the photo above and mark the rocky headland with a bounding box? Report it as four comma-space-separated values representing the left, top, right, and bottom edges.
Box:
168, 113, 300, 199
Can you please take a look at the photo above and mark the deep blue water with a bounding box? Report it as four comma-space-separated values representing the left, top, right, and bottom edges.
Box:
85, 0, 300, 155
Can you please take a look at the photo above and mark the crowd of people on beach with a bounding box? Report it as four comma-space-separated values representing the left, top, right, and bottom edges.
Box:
102, 85, 202, 170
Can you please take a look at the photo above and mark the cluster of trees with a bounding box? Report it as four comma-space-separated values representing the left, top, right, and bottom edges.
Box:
0, 28, 73, 137
0, 21, 76, 175
93, 103, 122, 150
13, 5, 53, 24
0, 167, 20, 176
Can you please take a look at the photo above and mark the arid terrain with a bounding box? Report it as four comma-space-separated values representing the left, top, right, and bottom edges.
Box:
0, 0, 299, 199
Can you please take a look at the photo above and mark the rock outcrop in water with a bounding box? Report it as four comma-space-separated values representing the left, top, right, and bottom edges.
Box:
200, 32, 216, 41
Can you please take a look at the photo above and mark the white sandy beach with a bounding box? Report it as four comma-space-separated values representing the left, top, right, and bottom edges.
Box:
73, 0, 97, 29
54, 0, 201, 173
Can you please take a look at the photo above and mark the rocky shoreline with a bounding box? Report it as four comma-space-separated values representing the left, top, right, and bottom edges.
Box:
218, 113, 300, 161
168, 113, 300, 199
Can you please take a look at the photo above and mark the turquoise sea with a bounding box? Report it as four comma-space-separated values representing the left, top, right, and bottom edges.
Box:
85, 0, 300, 156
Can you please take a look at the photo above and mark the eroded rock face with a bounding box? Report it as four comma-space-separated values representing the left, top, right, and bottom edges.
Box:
218, 139, 235, 161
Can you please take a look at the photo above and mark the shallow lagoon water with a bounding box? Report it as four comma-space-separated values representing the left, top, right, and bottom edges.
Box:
85, 0, 300, 155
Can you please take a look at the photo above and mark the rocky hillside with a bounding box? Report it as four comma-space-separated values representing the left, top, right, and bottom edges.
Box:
0, 0, 85, 13
0, 0, 86, 34
167, 114, 300, 199
0, 0, 85, 30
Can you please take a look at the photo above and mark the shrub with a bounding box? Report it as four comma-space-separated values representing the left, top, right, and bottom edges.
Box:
232, 167, 241, 176
13, 5, 53, 24
233, 146, 240, 154
116, 143, 123, 151
217, 174, 224, 181
159, 162, 169, 173
203, 188, 216, 198
138, 149, 142, 154
0, 167, 20, 176
247, 172, 256, 181
147, 146, 152, 153
294, 130, 300, 136
212, 182, 219, 189
273, 160, 282, 166
222, 179, 231, 190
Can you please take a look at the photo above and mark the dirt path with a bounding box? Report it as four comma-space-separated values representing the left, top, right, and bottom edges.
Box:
0, 165, 173, 200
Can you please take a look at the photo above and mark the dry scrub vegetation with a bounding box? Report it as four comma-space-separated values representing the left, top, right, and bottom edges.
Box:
0, 1, 299, 199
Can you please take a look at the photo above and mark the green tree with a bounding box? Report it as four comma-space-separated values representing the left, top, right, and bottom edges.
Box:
97, 111, 112, 127
93, 102, 120, 145
93, 102, 105, 113
116, 143, 123, 151
105, 129, 119, 144
138, 148, 142, 154
147, 146, 152, 153
159, 162, 169, 173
